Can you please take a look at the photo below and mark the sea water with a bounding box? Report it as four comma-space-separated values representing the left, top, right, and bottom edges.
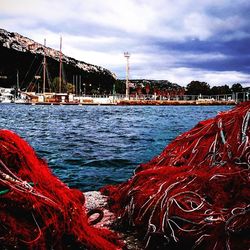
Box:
0, 104, 232, 191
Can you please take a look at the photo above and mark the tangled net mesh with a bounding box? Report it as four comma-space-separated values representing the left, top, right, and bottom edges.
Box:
102, 102, 250, 249
0, 130, 122, 250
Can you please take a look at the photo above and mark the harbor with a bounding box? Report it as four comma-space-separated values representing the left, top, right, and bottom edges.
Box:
0, 86, 248, 105
1, 30, 249, 106
1, 0, 250, 248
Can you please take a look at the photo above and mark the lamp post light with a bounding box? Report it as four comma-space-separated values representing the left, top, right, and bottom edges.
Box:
124, 52, 130, 99
89, 84, 92, 96
82, 83, 92, 96
83, 83, 86, 96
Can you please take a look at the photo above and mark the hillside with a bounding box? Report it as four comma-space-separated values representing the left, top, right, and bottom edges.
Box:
0, 28, 116, 94
116, 79, 184, 95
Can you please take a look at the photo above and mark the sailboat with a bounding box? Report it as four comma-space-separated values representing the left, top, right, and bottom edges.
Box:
54, 36, 69, 103
16, 37, 78, 105
22, 37, 64, 104
14, 70, 26, 103
15, 38, 50, 104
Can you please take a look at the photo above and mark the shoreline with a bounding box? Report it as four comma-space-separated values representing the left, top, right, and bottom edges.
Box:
7, 100, 237, 106
117, 100, 236, 105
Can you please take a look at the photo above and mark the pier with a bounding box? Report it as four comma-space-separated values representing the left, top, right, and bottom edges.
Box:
12, 91, 249, 105
1, 86, 249, 105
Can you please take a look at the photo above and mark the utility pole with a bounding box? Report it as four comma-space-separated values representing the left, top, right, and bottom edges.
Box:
43, 38, 46, 94
124, 52, 130, 99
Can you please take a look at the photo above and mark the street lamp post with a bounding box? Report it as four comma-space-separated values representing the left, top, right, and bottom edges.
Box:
124, 52, 130, 99
83, 83, 86, 96
89, 84, 92, 96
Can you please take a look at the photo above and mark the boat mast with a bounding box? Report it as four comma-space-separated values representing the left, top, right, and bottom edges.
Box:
59, 36, 62, 93
43, 38, 46, 94
16, 69, 19, 99
16, 69, 19, 90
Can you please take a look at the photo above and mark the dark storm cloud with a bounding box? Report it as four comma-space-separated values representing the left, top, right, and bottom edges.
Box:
152, 37, 250, 73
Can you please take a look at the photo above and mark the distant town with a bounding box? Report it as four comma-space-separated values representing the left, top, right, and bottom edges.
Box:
0, 80, 248, 105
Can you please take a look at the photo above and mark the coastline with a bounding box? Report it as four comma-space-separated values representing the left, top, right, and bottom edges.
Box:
11, 99, 236, 106
116, 99, 236, 106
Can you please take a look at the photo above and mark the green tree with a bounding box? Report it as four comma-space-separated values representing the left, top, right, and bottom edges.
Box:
186, 81, 210, 95
210, 85, 231, 95
51, 77, 74, 93
231, 83, 243, 93
115, 79, 126, 94
66, 83, 75, 93
51, 77, 59, 92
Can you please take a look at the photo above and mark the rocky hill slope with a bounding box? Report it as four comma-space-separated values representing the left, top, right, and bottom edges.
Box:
0, 28, 116, 93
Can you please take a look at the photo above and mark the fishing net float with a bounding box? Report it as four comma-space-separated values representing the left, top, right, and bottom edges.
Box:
0, 102, 249, 249
102, 102, 250, 249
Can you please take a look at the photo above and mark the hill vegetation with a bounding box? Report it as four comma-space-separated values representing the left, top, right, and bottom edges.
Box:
0, 29, 248, 96
0, 28, 116, 94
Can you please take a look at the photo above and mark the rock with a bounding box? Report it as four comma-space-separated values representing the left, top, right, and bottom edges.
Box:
85, 191, 116, 228
85, 191, 144, 249
0, 28, 116, 91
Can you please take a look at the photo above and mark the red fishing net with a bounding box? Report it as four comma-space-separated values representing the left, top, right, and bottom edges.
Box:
0, 130, 122, 250
102, 102, 250, 249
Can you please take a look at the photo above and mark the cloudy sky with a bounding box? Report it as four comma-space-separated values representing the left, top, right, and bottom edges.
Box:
1, 0, 250, 86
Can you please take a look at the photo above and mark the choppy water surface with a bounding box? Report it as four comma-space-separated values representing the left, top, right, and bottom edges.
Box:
0, 104, 232, 191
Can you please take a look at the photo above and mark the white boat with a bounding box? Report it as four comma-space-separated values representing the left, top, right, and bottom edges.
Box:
1, 98, 13, 103
0, 90, 14, 103
14, 98, 27, 104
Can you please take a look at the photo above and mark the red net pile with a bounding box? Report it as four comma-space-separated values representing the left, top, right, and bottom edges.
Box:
102, 102, 250, 249
0, 130, 122, 249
